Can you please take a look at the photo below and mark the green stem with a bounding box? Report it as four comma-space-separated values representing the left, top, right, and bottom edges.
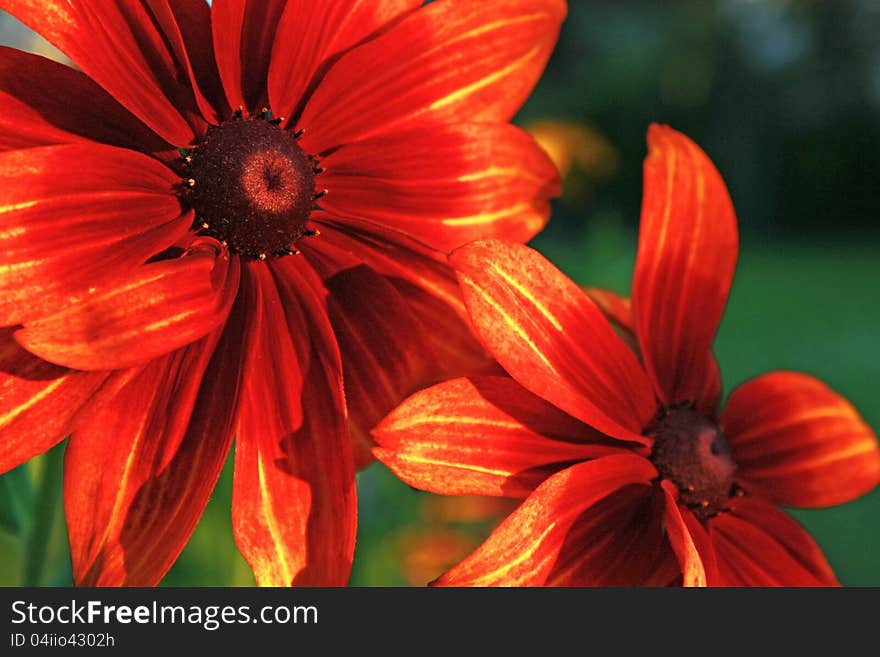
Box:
1, 466, 33, 535
22, 442, 65, 586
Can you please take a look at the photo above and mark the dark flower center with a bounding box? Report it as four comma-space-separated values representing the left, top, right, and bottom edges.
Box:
183, 113, 320, 259
646, 405, 736, 521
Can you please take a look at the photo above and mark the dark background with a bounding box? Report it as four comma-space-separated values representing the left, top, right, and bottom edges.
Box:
1, 1, 878, 586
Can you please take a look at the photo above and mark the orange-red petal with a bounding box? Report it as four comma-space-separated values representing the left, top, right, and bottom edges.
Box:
232, 261, 356, 586
632, 124, 738, 408
450, 240, 655, 444
585, 287, 634, 337
211, 0, 285, 114
374, 376, 629, 498
0, 46, 170, 154
722, 371, 880, 508
0, 0, 203, 144
304, 215, 490, 467
0, 143, 188, 326
299, 0, 566, 153
708, 496, 838, 586
310, 261, 442, 470
150, 0, 227, 125
64, 317, 244, 586
545, 483, 673, 586
660, 481, 708, 587
307, 214, 471, 319
268, 0, 420, 126
433, 454, 657, 586
0, 332, 107, 474
15, 241, 239, 371
319, 123, 560, 252
587, 286, 722, 416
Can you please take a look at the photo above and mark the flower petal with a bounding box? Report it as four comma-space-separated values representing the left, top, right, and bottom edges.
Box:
709, 496, 838, 586
313, 262, 444, 470
65, 309, 246, 586
632, 124, 738, 407
545, 483, 673, 586
268, 0, 420, 125
374, 376, 629, 498
211, 0, 286, 113
587, 286, 722, 417
721, 371, 880, 508
450, 240, 655, 444
585, 287, 634, 337
433, 454, 657, 586
0, 331, 107, 474
15, 241, 239, 371
149, 0, 228, 124
299, 0, 566, 153
319, 123, 560, 252
695, 356, 723, 419
0, 143, 189, 326
304, 215, 491, 467
0, 0, 204, 144
660, 480, 709, 587
0, 46, 170, 154
308, 213, 475, 325
232, 260, 356, 586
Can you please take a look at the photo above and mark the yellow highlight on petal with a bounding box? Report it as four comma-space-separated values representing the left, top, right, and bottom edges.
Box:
255, 455, 295, 586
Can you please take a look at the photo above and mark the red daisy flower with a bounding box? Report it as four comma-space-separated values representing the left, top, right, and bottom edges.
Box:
0, 0, 565, 585
374, 125, 880, 586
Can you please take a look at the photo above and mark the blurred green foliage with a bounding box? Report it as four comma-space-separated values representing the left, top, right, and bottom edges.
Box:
1, 1, 878, 586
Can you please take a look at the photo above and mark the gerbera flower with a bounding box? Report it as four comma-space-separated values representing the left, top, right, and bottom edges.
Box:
374, 125, 880, 586
0, 0, 564, 585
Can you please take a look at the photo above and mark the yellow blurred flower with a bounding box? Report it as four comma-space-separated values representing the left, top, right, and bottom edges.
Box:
524, 119, 620, 180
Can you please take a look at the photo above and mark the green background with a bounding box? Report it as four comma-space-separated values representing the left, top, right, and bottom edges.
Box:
1, 1, 878, 586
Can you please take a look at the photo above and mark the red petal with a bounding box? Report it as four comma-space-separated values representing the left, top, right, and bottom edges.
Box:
632, 124, 738, 407
299, 0, 566, 153
660, 480, 707, 586
587, 286, 722, 417
312, 261, 443, 470
709, 496, 838, 586
149, 0, 228, 124
65, 308, 248, 586
0, 47, 170, 154
268, 0, 420, 126
374, 376, 629, 498
0, 331, 107, 474
0, 0, 204, 144
545, 483, 673, 586
695, 355, 723, 419
304, 215, 491, 467
232, 261, 356, 586
722, 371, 880, 507
434, 454, 657, 586
0, 143, 189, 326
211, 0, 285, 113
308, 214, 475, 324
585, 287, 634, 336
319, 123, 559, 252
450, 240, 655, 444
15, 242, 240, 371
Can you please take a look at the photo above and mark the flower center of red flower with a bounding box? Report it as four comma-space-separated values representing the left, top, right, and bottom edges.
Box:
646, 405, 736, 521
183, 113, 320, 259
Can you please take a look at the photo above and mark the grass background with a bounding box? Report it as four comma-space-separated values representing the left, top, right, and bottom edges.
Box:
1, 1, 878, 586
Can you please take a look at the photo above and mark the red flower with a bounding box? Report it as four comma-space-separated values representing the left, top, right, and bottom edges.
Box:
374, 125, 880, 586
0, 0, 564, 585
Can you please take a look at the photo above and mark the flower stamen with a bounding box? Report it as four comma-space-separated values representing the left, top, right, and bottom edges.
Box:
646, 405, 736, 521
181, 110, 319, 260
